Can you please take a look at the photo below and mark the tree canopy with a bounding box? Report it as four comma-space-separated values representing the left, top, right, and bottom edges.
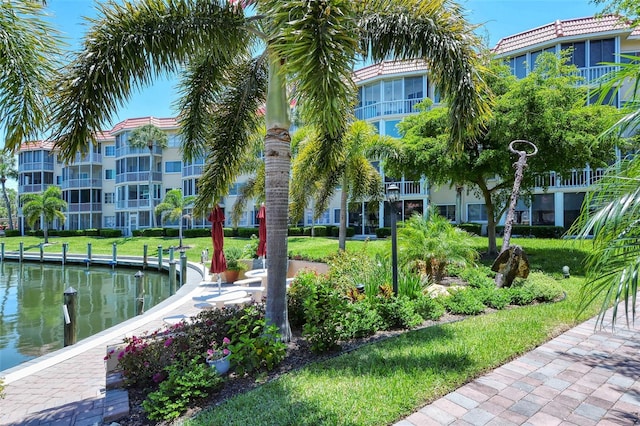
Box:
387, 54, 622, 254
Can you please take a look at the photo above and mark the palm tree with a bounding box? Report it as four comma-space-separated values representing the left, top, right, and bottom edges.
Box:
49, 0, 490, 341
290, 121, 389, 250
21, 186, 67, 244
155, 189, 196, 249
0, 1, 61, 152
0, 150, 18, 230
128, 124, 169, 228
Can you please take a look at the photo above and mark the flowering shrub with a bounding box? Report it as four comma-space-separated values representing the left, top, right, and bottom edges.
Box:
206, 337, 231, 362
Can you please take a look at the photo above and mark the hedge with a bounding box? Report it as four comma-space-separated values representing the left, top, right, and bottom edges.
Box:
303, 226, 328, 237
183, 228, 211, 238
288, 227, 304, 236
165, 228, 179, 237
100, 229, 122, 238
375, 227, 391, 238
456, 223, 482, 236
495, 225, 564, 239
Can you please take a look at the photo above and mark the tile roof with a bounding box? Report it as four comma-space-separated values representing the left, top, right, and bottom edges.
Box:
19, 140, 56, 151
492, 15, 639, 55
352, 59, 428, 83
109, 116, 178, 134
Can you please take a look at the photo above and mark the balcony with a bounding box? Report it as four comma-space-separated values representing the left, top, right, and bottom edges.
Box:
115, 145, 162, 157
575, 65, 618, 85
384, 180, 423, 196
115, 171, 163, 184
116, 199, 159, 209
18, 161, 55, 172
354, 97, 425, 120
71, 152, 103, 164
67, 203, 102, 212
19, 184, 50, 193
534, 168, 606, 188
182, 164, 204, 178
61, 178, 102, 189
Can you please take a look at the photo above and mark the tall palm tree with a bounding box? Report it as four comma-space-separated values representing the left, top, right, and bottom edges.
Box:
0, 150, 18, 230
155, 189, 196, 249
21, 186, 67, 244
49, 0, 490, 340
290, 121, 388, 250
0, 1, 61, 152
128, 124, 169, 228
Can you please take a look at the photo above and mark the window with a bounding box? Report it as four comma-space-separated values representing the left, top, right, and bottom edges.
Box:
532, 194, 555, 225
165, 161, 181, 173
530, 47, 556, 70
437, 205, 456, 221
405, 76, 423, 99
333, 209, 340, 224
589, 38, 615, 66
168, 134, 182, 148
467, 204, 488, 221
104, 192, 115, 204
510, 55, 527, 78
384, 120, 401, 138
105, 169, 114, 180
104, 145, 115, 157
104, 216, 115, 228
561, 41, 586, 68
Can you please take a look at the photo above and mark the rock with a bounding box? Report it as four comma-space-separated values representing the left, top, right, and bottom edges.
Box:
492, 245, 530, 288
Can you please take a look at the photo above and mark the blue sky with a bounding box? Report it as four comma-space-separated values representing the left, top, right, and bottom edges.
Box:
45, 0, 603, 126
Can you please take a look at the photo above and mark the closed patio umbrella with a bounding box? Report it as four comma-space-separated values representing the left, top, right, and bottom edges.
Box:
208, 206, 227, 293
257, 204, 266, 270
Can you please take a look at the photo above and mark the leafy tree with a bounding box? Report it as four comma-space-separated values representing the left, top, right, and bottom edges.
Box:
155, 189, 196, 249
290, 121, 389, 250
0, 150, 18, 230
129, 124, 169, 228
0, 1, 61, 152
388, 54, 621, 255
48, 0, 490, 340
21, 186, 67, 244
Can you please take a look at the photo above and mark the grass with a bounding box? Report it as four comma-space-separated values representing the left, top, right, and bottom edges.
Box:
4, 234, 598, 424
186, 277, 597, 426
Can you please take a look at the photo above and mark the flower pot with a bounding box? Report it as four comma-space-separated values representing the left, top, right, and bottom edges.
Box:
223, 269, 240, 283
206, 354, 231, 375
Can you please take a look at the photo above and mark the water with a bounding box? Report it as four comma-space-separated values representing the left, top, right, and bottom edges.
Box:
0, 262, 171, 372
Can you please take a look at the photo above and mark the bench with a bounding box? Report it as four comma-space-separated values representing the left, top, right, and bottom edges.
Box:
233, 277, 263, 286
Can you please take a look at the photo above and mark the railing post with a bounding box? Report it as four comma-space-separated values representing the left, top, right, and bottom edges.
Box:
1, 242, 5, 262
87, 243, 92, 260
19, 241, 23, 262
157, 245, 163, 271
62, 243, 68, 265
134, 271, 145, 316
169, 260, 176, 295
111, 242, 117, 269
40, 242, 44, 262
169, 246, 174, 262
180, 251, 187, 287
63, 286, 78, 346
143, 244, 148, 269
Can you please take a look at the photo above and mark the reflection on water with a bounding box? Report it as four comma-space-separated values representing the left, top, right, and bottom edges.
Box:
0, 262, 170, 372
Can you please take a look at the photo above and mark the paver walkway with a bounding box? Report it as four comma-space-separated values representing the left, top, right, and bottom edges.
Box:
1, 262, 638, 425
395, 307, 640, 426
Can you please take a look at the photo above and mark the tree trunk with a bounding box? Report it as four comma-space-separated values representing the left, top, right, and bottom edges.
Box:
338, 174, 348, 251
0, 178, 13, 231
264, 58, 292, 342
477, 181, 498, 256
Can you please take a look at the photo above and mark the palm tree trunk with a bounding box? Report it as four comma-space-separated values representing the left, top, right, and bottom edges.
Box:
264, 58, 292, 342
0, 178, 13, 231
338, 174, 348, 251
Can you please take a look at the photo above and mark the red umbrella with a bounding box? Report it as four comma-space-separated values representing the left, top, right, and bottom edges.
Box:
208, 206, 227, 274
257, 204, 266, 259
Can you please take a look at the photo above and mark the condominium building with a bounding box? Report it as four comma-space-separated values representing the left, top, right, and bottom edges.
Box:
17, 15, 639, 236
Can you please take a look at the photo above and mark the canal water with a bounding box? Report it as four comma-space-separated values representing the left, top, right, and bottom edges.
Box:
0, 262, 171, 372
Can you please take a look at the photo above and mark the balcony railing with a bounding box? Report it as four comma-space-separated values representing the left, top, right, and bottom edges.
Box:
18, 162, 55, 172
575, 65, 618, 85
19, 184, 53, 193
354, 97, 425, 120
116, 199, 160, 209
384, 180, 423, 196
115, 145, 162, 157
71, 152, 103, 164
115, 171, 163, 184
61, 178, 102, 189
182, 164, 204, 177
534, 168, 606, 188
67, 203, 102, 212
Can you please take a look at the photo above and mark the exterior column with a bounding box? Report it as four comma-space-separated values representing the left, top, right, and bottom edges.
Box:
554, 192, 564, 228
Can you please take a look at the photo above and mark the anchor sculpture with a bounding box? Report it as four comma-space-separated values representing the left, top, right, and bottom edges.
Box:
492, 140, 538, 288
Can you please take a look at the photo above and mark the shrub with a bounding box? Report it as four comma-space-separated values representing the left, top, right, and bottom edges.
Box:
496, 225, 564, 239
412, 295, 445, 321
441, 288, 486, 315
456, 223, 482, 236
508, 285, 537, 305
342, 300, 384, 339
165, 228, 179, 237
374, 295, 423, 330
301, 278, 347, 353
84, 229, 100, 236
287, 270, 321, 329
236, 227, 258, 238
241, 235, 259, 259
4, 229, 20, 237
183, 228, 210, 238
470, 286, 511, 310
451, 265, 495, 289
375, 227, 391, 238
223, 227, 235, 237
100, 228, 122, 238
142, 356, 223, 421
515, 272, 564, 303
326, 245, 380, 294
303, 226, 327, 236
226, 306, 286, 376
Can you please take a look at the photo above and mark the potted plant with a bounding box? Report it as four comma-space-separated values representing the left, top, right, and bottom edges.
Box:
223, 246, 246, 283
205, 337, 231, 375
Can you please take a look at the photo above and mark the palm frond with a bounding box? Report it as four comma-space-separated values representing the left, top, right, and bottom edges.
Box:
0, 1, 62, 151
357, 0, 491, 149
193, 57, 268, 215
50, 0, 248, 162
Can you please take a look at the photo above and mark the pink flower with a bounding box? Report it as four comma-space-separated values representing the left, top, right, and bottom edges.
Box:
223, 348, 230, 356
222, 337, 231, 345
164, 338, 173, 347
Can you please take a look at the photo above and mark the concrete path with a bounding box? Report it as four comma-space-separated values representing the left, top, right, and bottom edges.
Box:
1, 263, 638, 425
